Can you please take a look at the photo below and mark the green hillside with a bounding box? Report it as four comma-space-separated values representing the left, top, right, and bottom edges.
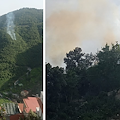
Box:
0, 8, 43, 102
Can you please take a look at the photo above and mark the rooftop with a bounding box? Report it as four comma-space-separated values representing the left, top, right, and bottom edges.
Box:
23, 97, 40, 113
18, 103, 24, 113
2, 103, 19, 115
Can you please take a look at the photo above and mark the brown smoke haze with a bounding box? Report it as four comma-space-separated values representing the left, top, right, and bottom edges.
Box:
46, 0, 120, 67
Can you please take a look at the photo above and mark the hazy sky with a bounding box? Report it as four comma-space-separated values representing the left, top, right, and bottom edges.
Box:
46, 0, 120, 67
0, 0, 43, 16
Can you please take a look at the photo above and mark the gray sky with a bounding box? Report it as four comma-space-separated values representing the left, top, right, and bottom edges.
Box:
0, 0, 43, 16
46, 0, 120, 67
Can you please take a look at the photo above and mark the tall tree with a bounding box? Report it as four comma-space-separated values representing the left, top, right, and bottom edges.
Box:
87, 43, 120, 93
64, 47, 96, 97
64, 47, 96, 71
46, 63, 66, 119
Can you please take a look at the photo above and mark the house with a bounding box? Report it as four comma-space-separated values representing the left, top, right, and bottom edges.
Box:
36, 97, 43, 119
18, 103, 24, 113
0, 91, 43, 119
23, 93, 43, 119
0, 103, 24, 120
23, 97, 40, 114
2, 103, 19, 115
10, 114, 24, 120
37, 91, 43, 118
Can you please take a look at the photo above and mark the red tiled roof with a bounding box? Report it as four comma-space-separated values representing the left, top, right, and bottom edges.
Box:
23, 97, 40, 113
10, 113, 24, 120
18, 103, 24, 113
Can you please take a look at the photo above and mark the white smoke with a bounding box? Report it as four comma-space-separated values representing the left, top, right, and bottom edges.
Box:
46, 0, 120, 67
6, 12, 16, 40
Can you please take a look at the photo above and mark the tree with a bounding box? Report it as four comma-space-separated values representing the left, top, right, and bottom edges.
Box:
86, 43, 120, 93
46, 63, 66, 119
64, 47, 96, 97
19, 110, 41, 120
0, 104, 6, 120
47, 44, 120, 120
96, 43, 120, 91
64, 47, 96, 71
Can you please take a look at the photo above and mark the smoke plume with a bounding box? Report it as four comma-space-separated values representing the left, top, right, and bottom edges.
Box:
46, 0, 120, 67
6, 12, 16, 40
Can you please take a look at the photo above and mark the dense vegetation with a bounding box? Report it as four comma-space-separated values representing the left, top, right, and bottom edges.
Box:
0, 8, 43, 102
47, 42, 120, 120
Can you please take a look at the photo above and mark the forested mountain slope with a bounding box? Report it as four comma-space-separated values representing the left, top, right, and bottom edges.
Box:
0, 8, 43, 100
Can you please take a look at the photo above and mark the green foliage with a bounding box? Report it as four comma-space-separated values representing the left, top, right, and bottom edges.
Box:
0, 99, 11, 104
47, 43, 120, 120
14, 8, 43, 26
0, 8, 43, 99
64, 47, 96, 71
88, 42, 120, 92
19, 110, 41, 120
